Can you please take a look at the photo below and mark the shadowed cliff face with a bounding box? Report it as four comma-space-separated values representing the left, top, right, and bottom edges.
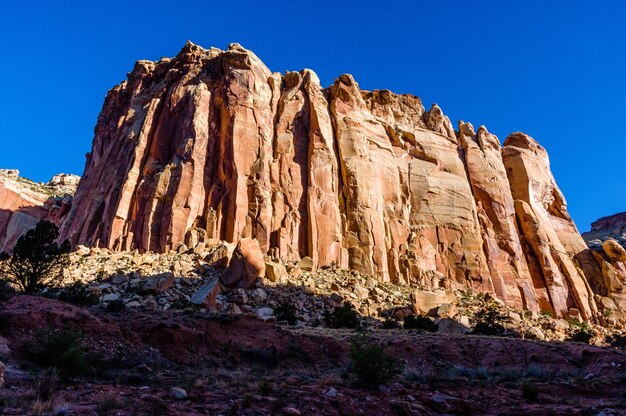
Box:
13, 41, 611, 320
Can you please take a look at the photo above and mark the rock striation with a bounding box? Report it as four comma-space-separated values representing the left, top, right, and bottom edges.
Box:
2, 42, 625, 322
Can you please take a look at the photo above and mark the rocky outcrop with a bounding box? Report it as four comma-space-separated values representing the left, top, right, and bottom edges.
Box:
1, 41, 622, 322
0, 170, 79, 252
583, 212, 626, 248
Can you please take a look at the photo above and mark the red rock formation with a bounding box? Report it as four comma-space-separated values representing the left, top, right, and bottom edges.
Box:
0, 41, 611, 321
0, 170, 78, 252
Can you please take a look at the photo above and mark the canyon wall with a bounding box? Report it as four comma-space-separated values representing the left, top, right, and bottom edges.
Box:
0, 170, 78, 252
3, 42, 624, 321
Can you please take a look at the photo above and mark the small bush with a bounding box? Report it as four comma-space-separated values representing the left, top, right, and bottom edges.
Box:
95, 393, 124, 416
471, 306, 506, 336
521, 383, 539, 402
348, 336, 403, 388
0, 220, 70, 294
24, 328, 89, 378
606, 334, 626, 351
403, 314, 438, 332
569, 326, 595, 344
381, 317, 401, 329
275, 302, 298, 325
326, 303, 360, 329
240, 345, 281, 368
56, 281, 99, 307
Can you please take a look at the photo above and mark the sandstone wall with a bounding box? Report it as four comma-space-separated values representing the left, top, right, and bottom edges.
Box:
0, 170, 78, 252
2, 42, 614, 320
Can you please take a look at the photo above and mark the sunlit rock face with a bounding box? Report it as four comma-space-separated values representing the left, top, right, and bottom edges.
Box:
29, 41, 617, 319
0, 170, 78, 253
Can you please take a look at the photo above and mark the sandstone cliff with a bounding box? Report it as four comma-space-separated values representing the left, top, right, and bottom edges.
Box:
3, 42, 623, 321
0, 170, 78, 252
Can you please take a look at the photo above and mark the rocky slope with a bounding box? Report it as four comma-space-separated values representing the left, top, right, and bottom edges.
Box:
2, 41, 625, 323
2, 294, 625, 415
0, 169, 78, 252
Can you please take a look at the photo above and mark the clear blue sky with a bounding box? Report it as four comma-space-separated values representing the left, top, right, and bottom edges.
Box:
1, 1, 624, 231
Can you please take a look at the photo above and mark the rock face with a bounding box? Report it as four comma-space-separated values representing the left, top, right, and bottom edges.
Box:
583, 211, 626, 248
2, 41, 622, 321
0, 170, 79, 252
582, 213, 626, 323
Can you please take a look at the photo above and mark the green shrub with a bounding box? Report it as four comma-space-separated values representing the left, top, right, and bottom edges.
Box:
24, 328, 89, 378
381, 317, 401, 329
56, 281, 99, 307
275, 302, 298, 325
0, 220, 70, 294
348, 336, 402, 388
403, 314, 438, 332
569, 324, 594, 344
606, 334, 626, 350
471, 306, 506, 336
326, 303, 360, 329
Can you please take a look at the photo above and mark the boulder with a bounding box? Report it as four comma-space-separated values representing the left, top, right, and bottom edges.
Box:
603, 239, 626, 263
256, 307, 275, 320
410, 289, 456, 316
110, 274, 129, 285
221, 238, 265, 288
101, 293, 120, 302
205, 242, 235, 269
190, 276, 221, 308
139, 272, 175, 295
297, 257, 315, 271
265, 261, 288, 284
169, 387, 187, 400
436, 318, 470, 334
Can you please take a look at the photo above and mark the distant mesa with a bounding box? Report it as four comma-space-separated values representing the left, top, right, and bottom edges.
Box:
583, 211, 626, 249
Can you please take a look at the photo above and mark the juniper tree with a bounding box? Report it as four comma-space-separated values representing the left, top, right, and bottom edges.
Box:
0, 220, 70, 294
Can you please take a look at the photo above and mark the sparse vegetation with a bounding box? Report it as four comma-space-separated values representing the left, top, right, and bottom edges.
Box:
326, 303, 360, 329
403, 314, 438, 332
53, 281, 99, 307
24, 328, 89, 378
606, 333, 626, 350
471, 305, 507, 336
568, 324, 595, 344
275, 302, 298, 325
95, 392, 124, 415
348, 336, 403, 388
381, 316, 401, 329
0, 220, 70, 294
